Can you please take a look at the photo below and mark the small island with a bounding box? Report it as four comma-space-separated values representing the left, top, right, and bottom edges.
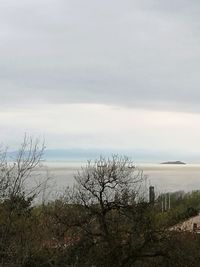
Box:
161, 161, 186, 165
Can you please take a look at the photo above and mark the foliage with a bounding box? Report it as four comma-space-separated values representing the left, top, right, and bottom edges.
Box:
1, 152, 200, 266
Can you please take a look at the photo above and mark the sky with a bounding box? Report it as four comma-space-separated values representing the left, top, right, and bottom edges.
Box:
0, 0, 200, 161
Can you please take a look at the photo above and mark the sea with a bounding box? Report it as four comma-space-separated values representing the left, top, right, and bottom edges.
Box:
34, 162, 200, 202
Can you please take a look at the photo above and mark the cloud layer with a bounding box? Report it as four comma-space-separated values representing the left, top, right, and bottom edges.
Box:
0, 0, 200, 111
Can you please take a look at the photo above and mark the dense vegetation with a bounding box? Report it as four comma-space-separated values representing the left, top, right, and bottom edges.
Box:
1, 138, 200, 266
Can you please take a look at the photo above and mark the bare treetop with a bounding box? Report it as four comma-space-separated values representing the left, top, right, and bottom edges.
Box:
0, 135, 46, 201
74, 155, 145, 209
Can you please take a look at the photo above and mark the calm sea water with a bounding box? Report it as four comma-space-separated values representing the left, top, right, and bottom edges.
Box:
38, 162, 200, 198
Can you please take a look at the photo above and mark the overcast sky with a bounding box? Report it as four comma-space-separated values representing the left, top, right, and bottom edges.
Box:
0, 0, 200, 161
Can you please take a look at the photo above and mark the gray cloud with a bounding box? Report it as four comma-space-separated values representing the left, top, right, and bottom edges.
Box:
0, 0, 200, 111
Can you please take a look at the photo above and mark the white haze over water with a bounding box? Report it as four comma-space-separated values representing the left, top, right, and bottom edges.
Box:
39, 162, 200, 200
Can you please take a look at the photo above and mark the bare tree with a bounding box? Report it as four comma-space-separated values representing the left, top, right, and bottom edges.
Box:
0, 134, 45, 201
62, 156, 169, 267
75, 155, 145, 208
48, 155, 161, 267
0, 135, 47, 266
72, 156, 146, 243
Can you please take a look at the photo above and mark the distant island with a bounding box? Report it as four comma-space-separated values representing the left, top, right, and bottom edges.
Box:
161, 161, 186, 165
